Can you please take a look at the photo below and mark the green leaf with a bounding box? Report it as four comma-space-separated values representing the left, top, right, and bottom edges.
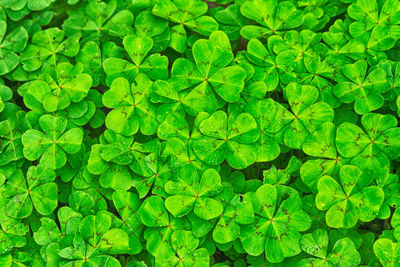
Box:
328, 238, 361, 267
20, 28, 79, 72
0, 21, 28, 75
103, 75, 158, 136
193, 111, 259, 169
283, 82, 334, 149
245, 99, 289, 162
241, 184, 310, 262
300, 229, 329, 259
165, 165, 223, 220
240, 0, 304, 39
0, 113, 30, 166
99, 228, 130, 254
139, 196, 169, 228
336, 113, 400, 180
112, 190, 143, 254
4, 166, 58, 219
208, 66, 247, 103
152, 0, 218, 52
373, 238, 400, 267
333, 60, 387, 114
22, 115, 83, 169
213, 194, 254, 244
303, 122, 337, 159
103, 35, 168, 85
27, 0, 50, 10
169, 31, 247, 106
316, 165, 384, 228
299, 229, 361, 266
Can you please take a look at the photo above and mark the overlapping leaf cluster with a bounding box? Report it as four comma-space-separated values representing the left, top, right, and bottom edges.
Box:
0, 0, 400, 266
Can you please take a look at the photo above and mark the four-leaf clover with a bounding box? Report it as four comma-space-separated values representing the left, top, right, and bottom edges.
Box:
3, 165, 58, 219
21, 114, 83, 169
103, 75, 158, 136
193, 110, 260, 169
333, 60, 387, 114
316, 165, 384, 228
165, 165, 224, 220
241, 184, 311, 263
152, 0, 219, 53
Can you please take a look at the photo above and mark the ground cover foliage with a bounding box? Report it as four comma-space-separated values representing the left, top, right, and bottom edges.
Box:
0, 0, 400, 266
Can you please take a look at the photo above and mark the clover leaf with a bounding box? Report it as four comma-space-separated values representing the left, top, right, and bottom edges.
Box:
19, 80, 50, 113
240, 184, 310, 263
392, 208, 400, 242
30, 62, 93, 112
316, 165, 384, 228
183, 183, 234, 238
152, 0, 218, 53
321, 31, 365, 62
0, 0, 25, 10
0, 20, 28, 75
0, 83, 12, 113
157, 111, 191, 142
299, 56, 342, 108
103, 75, 157, 136
0, 206, 29, 255
87, 135, 156, 191
274, 29, 321, 72
76, 41, 123, 87
138, 196, 190, 260
245, 38, 295, 92
171, 31, 247, 111
151, 80, 209, 118
378, 60, 400, 111
301, 122, 345, 192
214, 4, 246, 41
134, 10, 169, 44
336, 113, 400, 180
103, 35, 169, 85
298, 229, 361, 267
67, 190, 98, 216
348, 0, 400, 46
245, 98, 289, 162
111, 190, 143, 255
63, 89, 104, 129
192, 110, 260, 169
28, 0, 51, 10
302, 195, 325, 232
58, 233, 122, 266
159, 112, 208, 170
299, 0, 343, 31
282, 82, 335, 149
132, 146, 176, 198
156, 230, 209, 266
373, 238, 400, 267
79, 212, 130, 254
240, 0, 304, 39
2, 165, 57, 219
262, 156, 301, 188
21, 115, 83, 169
376, 173, 400, 219
33, 207, 82, 248
212, 189, 254, 244
164, 165, 223, 220
333, 60, 387, 114
0, 112, 30, 166
20, 28, 80, 72
358, 232, 380, 266
63, 0, 134, 41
